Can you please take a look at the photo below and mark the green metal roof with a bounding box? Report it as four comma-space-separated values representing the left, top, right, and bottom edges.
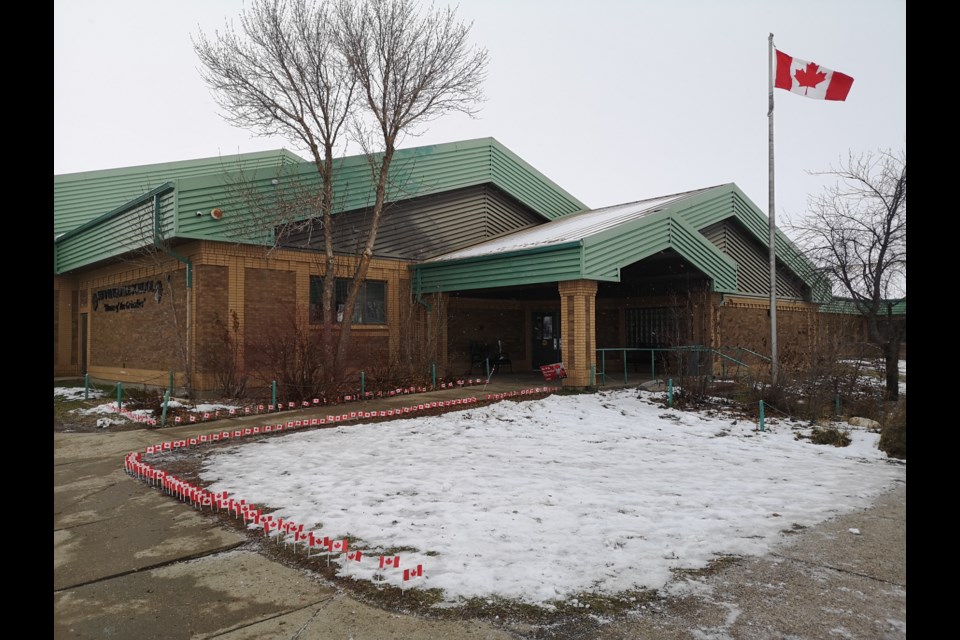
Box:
412, 183, 819, 298
819, 297, 907, 315
54, 138, 587, 274
54, 149, 307, 237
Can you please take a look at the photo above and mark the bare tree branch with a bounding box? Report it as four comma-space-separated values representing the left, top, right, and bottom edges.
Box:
788, 148, 906, 400
193, 0, 488, 385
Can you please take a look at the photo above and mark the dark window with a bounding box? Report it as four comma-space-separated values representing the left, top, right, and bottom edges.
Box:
310, 276, 386, 324
625, 307, 686, 348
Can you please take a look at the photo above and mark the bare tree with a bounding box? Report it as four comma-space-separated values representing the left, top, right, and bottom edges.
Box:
790, 149, 906, 400
330, 0, 488, 366
193, 0, 354, 386
193, 0, 488, 381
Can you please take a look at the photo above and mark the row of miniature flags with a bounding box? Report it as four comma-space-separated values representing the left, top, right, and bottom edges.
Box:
124, 451, 424, 590
115, 378, 494, 426
142, 387, 555, 455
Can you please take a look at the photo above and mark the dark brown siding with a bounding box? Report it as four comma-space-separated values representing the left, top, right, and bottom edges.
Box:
284, 185, 544, 260
701, 219, 807, 298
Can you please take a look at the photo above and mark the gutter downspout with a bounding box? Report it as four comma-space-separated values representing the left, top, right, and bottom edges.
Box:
412, 265, 432, 311
154, 193, 193, 395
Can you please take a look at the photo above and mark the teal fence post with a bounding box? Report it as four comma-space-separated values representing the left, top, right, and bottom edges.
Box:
84, 373, 90, 400
650, 350, 655, 379
117, 382, 123, 413
835, 393, 840, 416
271, 380, 277, 408
161, 390, 170, 426
432, 363, 437, 389
485, 359, 490, 380
590, 364, 595, 386
361, 371, 365, 400
622, 349, 628, 385
759, 400, 765, 432
668, 378, 673, 408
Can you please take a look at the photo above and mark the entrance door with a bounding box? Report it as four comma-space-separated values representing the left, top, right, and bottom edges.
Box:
531, 311, 561, 369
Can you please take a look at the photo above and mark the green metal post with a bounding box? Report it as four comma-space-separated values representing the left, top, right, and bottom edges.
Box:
623, 349, 628, 385
601, 351, 606, 385
668, 379, 673, 408
161, 390, 170, 426
84, 373, 90, 400
485, 359, 490, 379
590, 364, 595, 386
117, 382, 123, 413
650, 350, 655, 379
835, 394, 840, 416
759, 400, 765, 432
272, 380, 277, 408
432, 363, 437, 389
361, 371, 366, 400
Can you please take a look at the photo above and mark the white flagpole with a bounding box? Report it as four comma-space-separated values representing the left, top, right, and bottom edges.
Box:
767, 33, 779, 386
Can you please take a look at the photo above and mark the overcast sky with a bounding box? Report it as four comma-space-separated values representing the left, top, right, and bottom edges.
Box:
54, 0, 905, 226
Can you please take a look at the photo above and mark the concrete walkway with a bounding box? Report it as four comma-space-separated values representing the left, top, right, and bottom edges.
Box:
54, 376, 905, 639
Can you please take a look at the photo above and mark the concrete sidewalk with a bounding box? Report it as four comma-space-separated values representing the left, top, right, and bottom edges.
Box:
54, 379, 905, 639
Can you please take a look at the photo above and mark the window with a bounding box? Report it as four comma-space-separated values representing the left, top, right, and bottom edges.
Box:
310, 276, 386, 324
625, 307, 686, 347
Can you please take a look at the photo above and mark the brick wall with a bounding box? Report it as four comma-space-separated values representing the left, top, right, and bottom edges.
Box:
194, 265, 230, 375
447, 299, 528, 373
89, 272, 187, 372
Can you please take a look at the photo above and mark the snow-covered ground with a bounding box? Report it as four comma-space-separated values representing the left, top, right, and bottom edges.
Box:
199, 388, 905, 606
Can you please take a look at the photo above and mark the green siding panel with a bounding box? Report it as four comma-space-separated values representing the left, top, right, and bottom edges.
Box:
56, 187, 176, 274
55, 139, 586, 273
415, 245, 583, 293
54, 150, 306, 236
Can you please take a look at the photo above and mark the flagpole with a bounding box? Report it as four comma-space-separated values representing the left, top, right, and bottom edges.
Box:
767, 33, 779, 386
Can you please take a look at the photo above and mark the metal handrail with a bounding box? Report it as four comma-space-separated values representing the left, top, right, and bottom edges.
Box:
594, 346, 758, 385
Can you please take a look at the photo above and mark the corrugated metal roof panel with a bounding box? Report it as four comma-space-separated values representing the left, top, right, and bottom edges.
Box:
423, 187, 716, 263
54, 149, 306, 236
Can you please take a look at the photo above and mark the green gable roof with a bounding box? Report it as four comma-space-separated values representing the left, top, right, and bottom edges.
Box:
54, 149, 307, 237
54, 138, 587, 274
413, 183, 827, 300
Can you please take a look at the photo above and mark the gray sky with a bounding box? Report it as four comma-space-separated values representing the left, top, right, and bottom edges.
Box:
54, 0, 905, 225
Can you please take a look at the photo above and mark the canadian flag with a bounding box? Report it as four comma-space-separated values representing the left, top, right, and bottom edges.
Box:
347, 550, 363, 562
328, 539, 349, 553
775, 49, 853, 101
379, 555, 400, 569
403, 565, 423, 581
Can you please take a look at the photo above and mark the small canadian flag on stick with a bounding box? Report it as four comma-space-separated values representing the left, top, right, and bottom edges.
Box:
379, 555, 400, 569
403, 564, 423, 581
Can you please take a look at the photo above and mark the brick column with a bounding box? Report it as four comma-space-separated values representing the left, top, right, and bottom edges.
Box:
558, 279, 598, 387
